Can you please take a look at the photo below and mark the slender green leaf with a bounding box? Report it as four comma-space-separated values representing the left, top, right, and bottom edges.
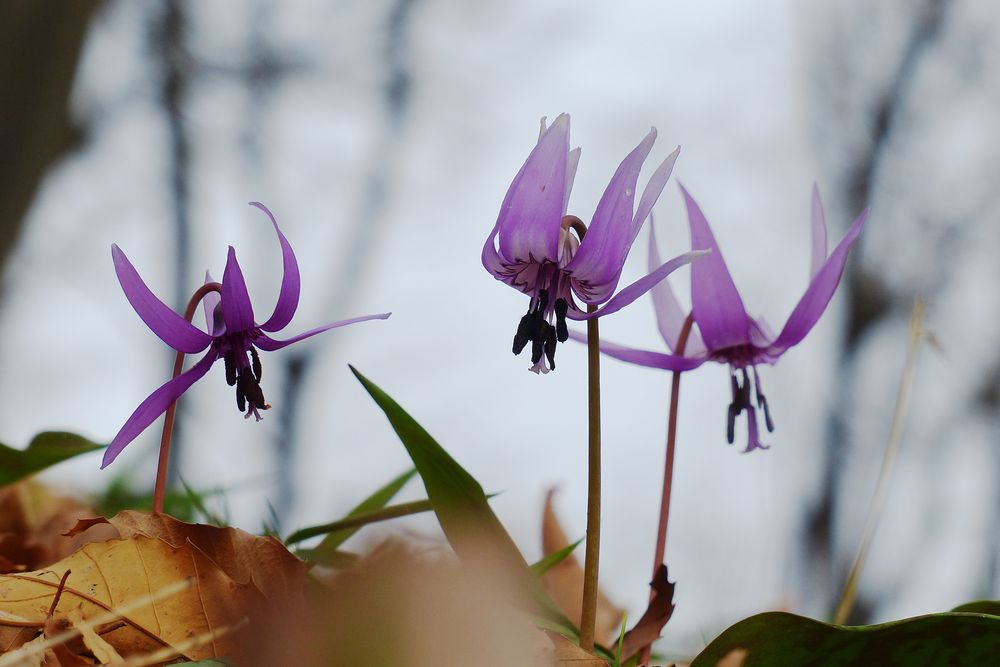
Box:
0, 431, 103, 486
690, 611, 1000, 667
350, 367, 592, 650
950, 600, 1000, 616
285, 468, 416, 546
530, 538, 583, 577
288, 498, 433, 546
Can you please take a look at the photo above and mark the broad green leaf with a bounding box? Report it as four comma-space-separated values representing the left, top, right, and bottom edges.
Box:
690, 611, 1000, 667
0, 431, 103, 486
285, 468, 417, 546
950, 600, 1000, 616
530, 538, 583, 577
349, 367, 593, 651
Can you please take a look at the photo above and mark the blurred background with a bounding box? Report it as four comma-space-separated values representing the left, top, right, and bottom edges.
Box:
1, 0, 997, 658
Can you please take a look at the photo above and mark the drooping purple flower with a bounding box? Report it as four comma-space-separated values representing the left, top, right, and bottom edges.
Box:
104, 202, 390, 468
580, 185, 869, 451
482, 114, 706, 373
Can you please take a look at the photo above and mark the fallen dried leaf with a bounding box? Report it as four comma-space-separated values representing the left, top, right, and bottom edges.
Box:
618, 564, 676, 661
547, 632, 609, 666
542, 490, 624, 646
2, 512, 306, 663
0, 482, 116, 575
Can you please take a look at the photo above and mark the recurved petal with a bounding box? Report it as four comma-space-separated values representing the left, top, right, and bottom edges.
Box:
566, 329, 707, 371
101, 350, 218, 468
681, 185, 753, 351
769, 207, 869, 354
249, 202, 301, 332
494, 114, 571, 264
112, 245, 213, 354
631, 145, 679, 243
810, 184, 828, 279
222, 247, 256, 333
254, 312, 391, 351
648, 218, 706, 355
563, 128, 657, 289
571, 249, 708, 320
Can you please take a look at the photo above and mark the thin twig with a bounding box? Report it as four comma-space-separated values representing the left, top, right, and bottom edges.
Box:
834, 298, 926, 624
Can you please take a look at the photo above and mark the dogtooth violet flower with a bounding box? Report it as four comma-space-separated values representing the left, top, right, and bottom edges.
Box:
104, 202, 390, 468
577, 185, 868, 451
482, 114, 706, 373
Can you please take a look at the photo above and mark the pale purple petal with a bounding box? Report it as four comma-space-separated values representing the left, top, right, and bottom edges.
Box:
810, 184, 828, 279
221, 246, 255, 333
571, 250, 708, 320
112, 245, 213, 354
648, 218, 706, 355
494, 114, 570, 264
631, 145, 679, 243
102, 350, 218, 468
564, 147, 582, 211
681, 185, 753, 351
250, 202, 301, 332
566, 329, 707, 371
563, 128, 656, 292
254, 312, 391, 351
202, 271, 223, 336
769, 207, 869, 353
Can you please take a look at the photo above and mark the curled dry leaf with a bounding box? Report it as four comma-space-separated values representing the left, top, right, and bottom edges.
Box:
0, 482, 117, 575
618, 563, 676, 662
542, 490, 624, 646
1, 511, 305, 663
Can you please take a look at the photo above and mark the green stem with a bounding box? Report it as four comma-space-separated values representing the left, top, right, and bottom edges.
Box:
638, 313, 694, 665
834, 298, 926, 624
580, 302, 602, 652
152, 282, 223, 515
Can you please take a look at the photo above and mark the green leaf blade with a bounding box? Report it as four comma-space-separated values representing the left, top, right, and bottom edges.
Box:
0, 431, 103, 487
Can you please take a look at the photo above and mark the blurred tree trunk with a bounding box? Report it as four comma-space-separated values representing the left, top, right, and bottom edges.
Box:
0, 0, 102, 270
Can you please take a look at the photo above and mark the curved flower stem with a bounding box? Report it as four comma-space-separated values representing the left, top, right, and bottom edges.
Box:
580, 301, 602, 652
834, 298, 926, 624
639, 312, 694, 665
153, 281, 223, 515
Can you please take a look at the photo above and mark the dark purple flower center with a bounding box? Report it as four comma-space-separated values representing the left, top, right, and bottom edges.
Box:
726, 366, 774, 451
221, 336, 271, 421
511, 287, 570, 372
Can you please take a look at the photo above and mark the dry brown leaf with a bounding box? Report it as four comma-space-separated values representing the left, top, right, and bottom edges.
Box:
542, 489, 624, 646
66, 609, 122, 666
65, 511, 305, 614
3, 512, 306, 663
0, 482, 116, 575
617, 564, 676, 662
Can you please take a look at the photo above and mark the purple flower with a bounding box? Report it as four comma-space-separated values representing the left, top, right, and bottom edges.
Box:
583, 185, 868, 451
104, 202, 390, 468
482, 114, 705, 373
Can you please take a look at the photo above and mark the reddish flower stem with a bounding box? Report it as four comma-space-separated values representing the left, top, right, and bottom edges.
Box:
580, 301, 602, 652
639, 312, 694, 665
152, 282, 223, 515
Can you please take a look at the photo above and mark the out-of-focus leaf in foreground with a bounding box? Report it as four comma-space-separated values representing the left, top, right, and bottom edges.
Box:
0, 432, 103, 486
542, 489, 624, 646
689, 610, 1000, 667
0, 511, 305, 663
349, 366, 587, 647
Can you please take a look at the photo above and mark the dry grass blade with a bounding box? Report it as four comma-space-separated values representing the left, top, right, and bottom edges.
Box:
834, 298, 927, 624
120, 619, 248, 667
